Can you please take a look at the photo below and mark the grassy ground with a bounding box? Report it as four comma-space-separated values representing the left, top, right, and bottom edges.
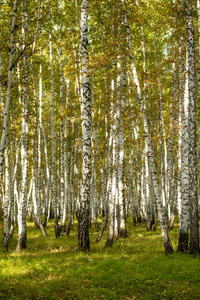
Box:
0, 216, 200, 300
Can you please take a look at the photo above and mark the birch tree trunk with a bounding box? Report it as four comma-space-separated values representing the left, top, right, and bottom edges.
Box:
67, 134, 74, 235
106, 100, 115, 247
158, 82, 167, 207
95, 7, 108, 242
78, 0, 92, 251
91, 74, 99, 230
3, 145, 10, 250
63, 81, 69, 232
186, 0, 199, 254
114, 68, 120, 240
91, 147, 99, 229
59, 47, 66, 232
49, 1, 60, 238
9, 139, 20, 237
126, 146, 135, 222
144, 143, 151, 231
16, 0, 29, 252
41, 123, 50, 227
197, 0, 200, 225
9, 140, 15, 237
94, 102, 108, 242
167, 62, 177, 230
33, 51, 47, 237
119, 56, 127, 237
196, 0, 200, 99
178, 43, 190, 252
133, 122, 142, 224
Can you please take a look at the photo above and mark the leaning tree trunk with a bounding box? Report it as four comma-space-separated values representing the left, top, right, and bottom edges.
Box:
78, 0, 92, 252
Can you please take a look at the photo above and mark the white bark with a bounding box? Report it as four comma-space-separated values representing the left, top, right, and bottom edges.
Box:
63, 81, 69, 232
118, 57, 127, 237
9, 139, 20, 237
144, 143, 151, 231
167, 61, 177, 228
33, 49, 47, 238
67, 135, 74, 235
16, 0, 29, 252
3, 146, 10, 250
78, 0, 91, 251
41, 123, 50, 227
91, 73, 99, 230
106, 101, 115, 246
178, 44, 190, 252
186, 0, 199, 253
59, 48, 66, 232
95, 6, 108, 242
158, 81, 167, 207
133, 122, 142, 223
114, 67, 120, 240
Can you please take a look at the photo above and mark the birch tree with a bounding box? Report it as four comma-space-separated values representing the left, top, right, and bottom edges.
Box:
78, 0, 92, 251
34, 50, 48, 237
16, 0, 29, 252
49, 1, 60, 238
3, 145, 10, 250
186, 0, 199, 254
178, 43, 190, 252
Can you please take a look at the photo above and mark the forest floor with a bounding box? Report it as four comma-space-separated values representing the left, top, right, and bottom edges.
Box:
0, 216, 200, 300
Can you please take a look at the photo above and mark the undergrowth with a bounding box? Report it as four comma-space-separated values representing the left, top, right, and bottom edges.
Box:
0, 216, 199, 299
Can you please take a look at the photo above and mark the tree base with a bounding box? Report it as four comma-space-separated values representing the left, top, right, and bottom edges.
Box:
177, 230, 188, 253
105, 238, 113, 247
119, 228, 127, 238
78, 211, 90, 252
163, 233, 174, 253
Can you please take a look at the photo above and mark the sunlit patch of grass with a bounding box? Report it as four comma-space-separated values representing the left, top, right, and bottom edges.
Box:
0, 216, 200, 299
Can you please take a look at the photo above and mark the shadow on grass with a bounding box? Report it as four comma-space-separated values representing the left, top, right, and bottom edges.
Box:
1, 247, 200, 300
0, 217, 200, 300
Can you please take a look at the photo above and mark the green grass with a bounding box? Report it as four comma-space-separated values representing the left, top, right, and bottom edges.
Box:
0, 217, 200, 300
